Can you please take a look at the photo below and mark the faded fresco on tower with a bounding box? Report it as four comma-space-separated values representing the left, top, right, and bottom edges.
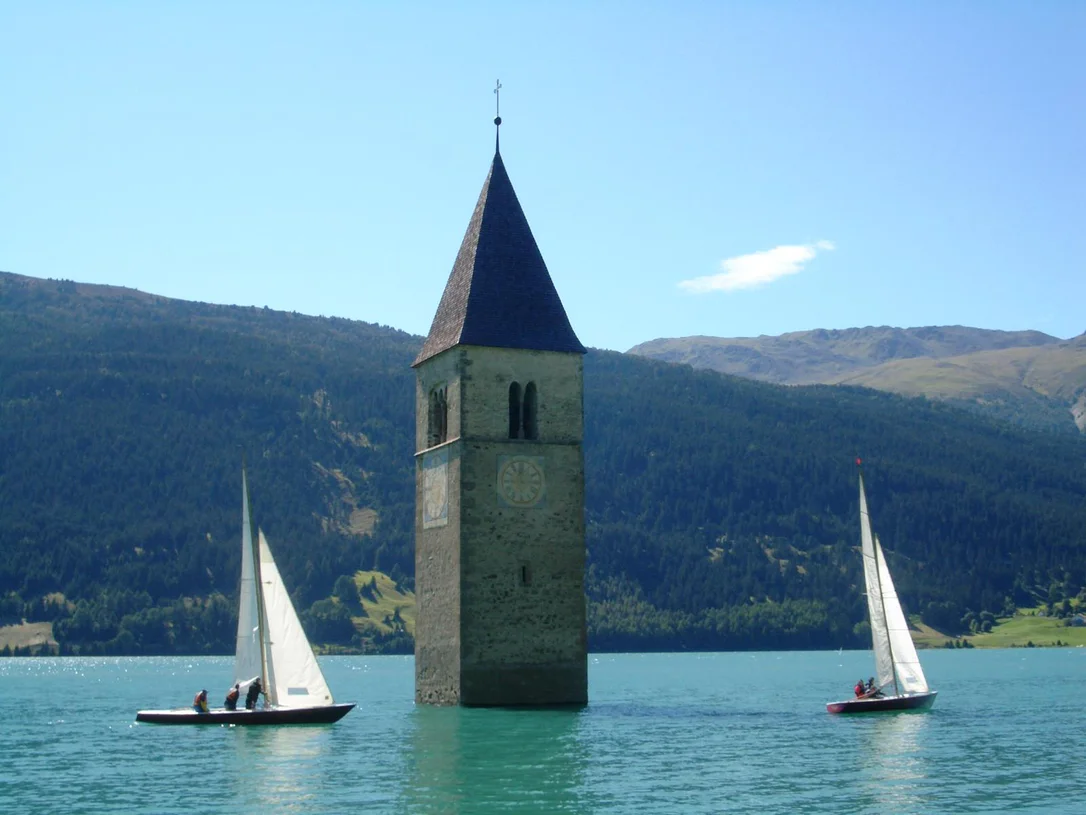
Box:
422, 448, 449, 528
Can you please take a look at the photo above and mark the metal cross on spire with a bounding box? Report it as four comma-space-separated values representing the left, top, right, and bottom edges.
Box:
493, 79, 502, 152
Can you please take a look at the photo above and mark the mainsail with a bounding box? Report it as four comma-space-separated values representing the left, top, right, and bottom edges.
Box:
859, 475, 894, 691
233, 468, 263, 688
859, 473, 929, 696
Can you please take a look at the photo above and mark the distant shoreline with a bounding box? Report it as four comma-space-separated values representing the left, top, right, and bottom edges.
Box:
7, 608, 1086, 657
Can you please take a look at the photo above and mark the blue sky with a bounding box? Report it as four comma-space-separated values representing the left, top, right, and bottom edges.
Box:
3, 1, 1084, 352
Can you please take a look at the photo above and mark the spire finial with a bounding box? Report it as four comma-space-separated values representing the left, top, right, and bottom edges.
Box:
493, 79, 502, 152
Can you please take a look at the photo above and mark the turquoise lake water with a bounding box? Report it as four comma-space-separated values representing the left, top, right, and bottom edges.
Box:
1, 649, 1084, 814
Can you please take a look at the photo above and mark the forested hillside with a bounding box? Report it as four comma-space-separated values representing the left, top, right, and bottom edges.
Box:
583, 353, 1086, 648
3, 272, 1086, 655
0, 273, 418, 654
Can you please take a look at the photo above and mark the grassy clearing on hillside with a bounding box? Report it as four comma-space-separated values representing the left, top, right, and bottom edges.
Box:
0, 621, 56, 653
909, 612, 1086, 649
352, 570, 415, 636
965, 614, 1086, 648
909, 619, 951, 649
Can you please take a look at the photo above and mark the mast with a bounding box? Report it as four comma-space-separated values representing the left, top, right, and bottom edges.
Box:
861, 465, 900, 697
244, 459, 271, 705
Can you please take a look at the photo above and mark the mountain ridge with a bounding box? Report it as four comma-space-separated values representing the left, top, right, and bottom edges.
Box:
629, 326, 1086, 433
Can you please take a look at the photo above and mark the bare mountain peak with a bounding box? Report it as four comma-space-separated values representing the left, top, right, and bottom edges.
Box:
630, 325, 1062, 368
629, 325, 1083, 434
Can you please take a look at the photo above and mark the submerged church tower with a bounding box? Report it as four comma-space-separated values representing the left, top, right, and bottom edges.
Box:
412, 113, 588, 706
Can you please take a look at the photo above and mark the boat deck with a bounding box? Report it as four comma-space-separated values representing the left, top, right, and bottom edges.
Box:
136, 703, 355, 725
826, 691, 937, 714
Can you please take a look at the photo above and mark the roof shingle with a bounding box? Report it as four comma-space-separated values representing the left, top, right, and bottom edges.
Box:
414, 151, 585, 366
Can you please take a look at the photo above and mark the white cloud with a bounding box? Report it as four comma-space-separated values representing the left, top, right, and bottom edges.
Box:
679, 240, 835, 294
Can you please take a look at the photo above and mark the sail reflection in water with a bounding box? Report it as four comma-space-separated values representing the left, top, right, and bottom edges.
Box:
226, 726, 332, 812
402, 706, 586, 813
858, 713, 932, 812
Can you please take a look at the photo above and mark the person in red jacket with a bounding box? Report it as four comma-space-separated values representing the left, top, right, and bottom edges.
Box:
854, 678, 866, 698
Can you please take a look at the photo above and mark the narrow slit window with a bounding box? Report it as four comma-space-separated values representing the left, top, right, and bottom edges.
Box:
520, 564, 531, 586
522, 381, 538, 440
508, 382, 522, 439
439, 388, 447, 442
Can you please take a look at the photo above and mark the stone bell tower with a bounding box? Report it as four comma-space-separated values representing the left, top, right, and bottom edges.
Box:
412, 110, 587, 706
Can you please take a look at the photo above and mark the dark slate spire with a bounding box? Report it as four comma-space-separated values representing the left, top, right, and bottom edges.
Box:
413, 147, 586, 366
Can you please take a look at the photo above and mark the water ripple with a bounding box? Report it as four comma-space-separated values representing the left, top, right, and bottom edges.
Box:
1, 651, 1084, 813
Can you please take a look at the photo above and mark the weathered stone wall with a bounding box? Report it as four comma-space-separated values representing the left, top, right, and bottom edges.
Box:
414, 349, 462, 451
414, 346, 587, 706
414, 440, 462, 704
458, 345, 583, 444
459, 347, 587, 705
414, 348, 462, 704
460, 440, 587, 705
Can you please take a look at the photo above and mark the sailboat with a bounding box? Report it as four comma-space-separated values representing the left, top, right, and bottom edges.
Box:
136, 467, 355, 725
826, 465, 937, 714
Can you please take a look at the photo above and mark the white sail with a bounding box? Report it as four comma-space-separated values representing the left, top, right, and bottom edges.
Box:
859, 474, 895, 691
875, 535, 929, 693
257, 530, 335, 709
233, 467, 263, 688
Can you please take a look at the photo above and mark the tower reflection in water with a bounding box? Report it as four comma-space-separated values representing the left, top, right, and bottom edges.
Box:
403, 705, 586, 814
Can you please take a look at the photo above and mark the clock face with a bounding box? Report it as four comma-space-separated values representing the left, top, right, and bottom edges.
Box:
422, 449, 449, 528
497, 456, 545, 508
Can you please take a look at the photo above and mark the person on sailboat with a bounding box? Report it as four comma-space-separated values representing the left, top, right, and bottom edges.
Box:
224, 683, 240, 711
854, 679, 866, 698
245, 677, 263, 710
864, 678, 883, 698
193, 690, 209, 714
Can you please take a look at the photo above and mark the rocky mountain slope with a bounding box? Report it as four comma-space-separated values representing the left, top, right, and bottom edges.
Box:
630, 326, 1086, 434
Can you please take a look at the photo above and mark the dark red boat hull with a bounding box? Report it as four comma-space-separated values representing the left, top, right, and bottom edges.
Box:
136, 703, 355, 725
826, 691, 937, 714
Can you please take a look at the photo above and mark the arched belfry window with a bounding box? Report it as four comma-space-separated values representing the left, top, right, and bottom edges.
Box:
522, 382, 538, 440
508, 382, 522, 439
428, 384, 448, 447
